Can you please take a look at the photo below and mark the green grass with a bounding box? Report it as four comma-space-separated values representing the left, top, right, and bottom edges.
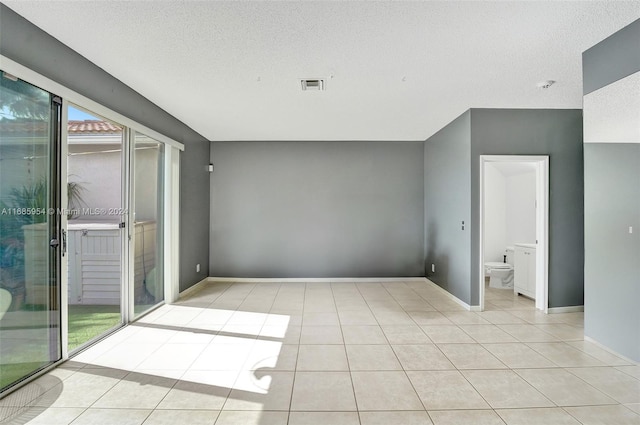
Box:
68, 305, 121, 351
0, 305, 121, 390
0, 361, 47, 390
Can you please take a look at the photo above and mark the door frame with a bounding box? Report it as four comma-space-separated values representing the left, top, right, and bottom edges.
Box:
479, 155, 549, 312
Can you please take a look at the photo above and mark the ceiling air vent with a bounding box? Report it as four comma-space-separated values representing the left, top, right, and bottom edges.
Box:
301, 79, 324, 91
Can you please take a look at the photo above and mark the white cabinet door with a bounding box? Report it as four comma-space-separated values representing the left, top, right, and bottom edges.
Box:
514, 245, 536, 299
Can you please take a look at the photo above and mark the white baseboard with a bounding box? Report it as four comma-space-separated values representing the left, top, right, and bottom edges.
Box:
547, 305, 584, 314
208, 276, 427, 283
422, 279, 478, 312
178, 277, 211, 299
584, 336, 638, 365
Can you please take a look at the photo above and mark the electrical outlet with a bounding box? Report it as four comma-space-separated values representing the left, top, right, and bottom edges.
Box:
431, 264, 435, 273
196, 263, 200, 273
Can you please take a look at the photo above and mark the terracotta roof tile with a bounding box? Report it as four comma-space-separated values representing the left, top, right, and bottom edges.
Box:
0, 119, 122, 134
67, 120, 122, 133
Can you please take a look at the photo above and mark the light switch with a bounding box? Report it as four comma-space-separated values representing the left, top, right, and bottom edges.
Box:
630, 226, 634, 234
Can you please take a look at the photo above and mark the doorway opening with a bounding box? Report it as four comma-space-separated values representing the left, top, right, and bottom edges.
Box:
479, 155, 549, 312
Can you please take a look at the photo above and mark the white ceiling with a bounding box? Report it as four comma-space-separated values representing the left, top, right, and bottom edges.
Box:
4, 1, 640, 142
584, 71, 640, 143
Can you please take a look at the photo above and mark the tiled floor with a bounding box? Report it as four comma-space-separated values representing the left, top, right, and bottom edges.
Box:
1, 280, 638, 425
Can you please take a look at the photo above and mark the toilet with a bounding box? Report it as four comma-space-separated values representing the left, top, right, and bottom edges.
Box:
484, 247, 514, 289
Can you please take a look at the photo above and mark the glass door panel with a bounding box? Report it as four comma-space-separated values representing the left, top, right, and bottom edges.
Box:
132, 132, 164, 316
66, 106, 124, 351
0, 71, 61, 391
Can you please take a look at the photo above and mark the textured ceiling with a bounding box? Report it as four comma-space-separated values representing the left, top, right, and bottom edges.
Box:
584, 71, 640, 143
4, 1, 640, 141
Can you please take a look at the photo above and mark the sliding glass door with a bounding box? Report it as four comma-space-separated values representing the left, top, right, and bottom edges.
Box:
0, 71, 62, 391
132, 132, 164, 317
66, 106, 125, 351
0, 65, 179, 395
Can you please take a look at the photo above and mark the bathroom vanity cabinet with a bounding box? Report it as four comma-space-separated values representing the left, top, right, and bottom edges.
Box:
514, 243, 536, 299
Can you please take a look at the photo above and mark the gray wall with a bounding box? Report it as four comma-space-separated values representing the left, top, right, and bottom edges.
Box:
584, 144, 640, 361
0, 4, 210, 291
583, 18, 640, 95
424, 111, 472, 304
583, 18, 640, 362
210, 141, 425, 277
470, 109, 584, 307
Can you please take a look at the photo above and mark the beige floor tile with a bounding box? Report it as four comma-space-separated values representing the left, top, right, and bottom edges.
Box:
359, 410, 433, 425
459, 325, 518, 343
259, 325, 301, 344
214, 410, 289, 425
428, 409, 505, 425
462, 370, 554, 409
33, 367, 127, 408
346, 344, 402, 370
191, 344, 254, 370
526, 342, 605, 367
408, 311, 454, 325
497, 325, 560, 342
567, 341, 634, 366
299, 326, 344, 344
420, 326, 475, 343
167, 328, 217, 344
616, 365, 640, 379
243, 341, 298, 371
142, 409, 218, 425
181, 370, 239, 388
218, 325, 262, 343
303, 300, 337, 314
407, 370, 489, 410
564, 405, 640, 425
438, 343, 507, 369
225, 371, 294, 411
396, 300, 437, 312
338, 310, 379, 325
567, 367, 640, 404
297, 345, 348, 371
157, 379, 231, 410
625, 403, 640, 414
291, 372, 356, 411
341, 325, 387, 344
516, 368, 616, 406
91, 342, 164, 370
534, 324, 583, 341
442, 311, 490, 325
496, 407, 581, 424
70, 408, 151, 425
11, 281, 640, 425
18, 407, 85, 425
482, 343, 557, 369
351, 371, 423, 411
429, 300, 467, 312
93, 372, 175, 409
289, 411, 360, 425
136, 343, 207, 370
302, 312, 340, 326
382, 325, 432, 344
372, 310, 415, 325
476, 311, 526, 325
391, 345, 455, 370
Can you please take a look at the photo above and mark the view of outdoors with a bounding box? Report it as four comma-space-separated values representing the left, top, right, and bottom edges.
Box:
0, 71, 61, 390
0, 80, 166, 391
